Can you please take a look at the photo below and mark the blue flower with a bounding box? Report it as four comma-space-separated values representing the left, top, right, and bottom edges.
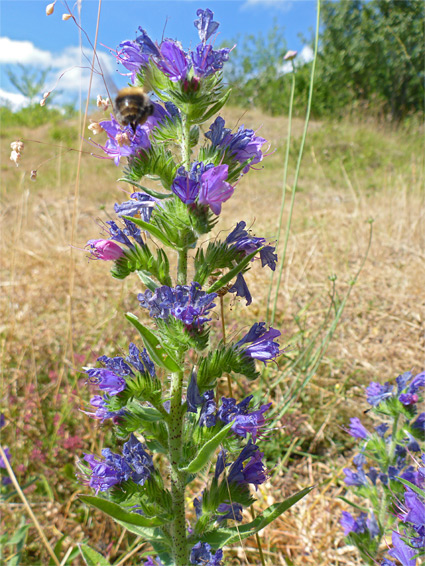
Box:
227, 440, 268, 489
138, 282, 217, 329
194, 9, 220, 44
84, 395, 126, 423
412, 412, 425, 432
215, 502, 243, 523
199, 391, 217, 427
347, 417, 370, 440
191, 44, 230, 78
85, 368, 126, 396
136, 28, 160, 58
340, 511, 365, 535
205, 117, 267, 172
226, 221, 277, 272
375, 423, 389, 437
190, 542, 223, 565
114, 192, 156, 223
155, 40, 189, 82
187, 370, 203, 412
235, 322, 281, 365
82, 450, 131, 493
115, 40, 149, 83
126, 343, 156, 377
106, 220, 134, 248
228, 273, 252, 306
198, 164, 234, 215
366, 381, 394, 406
93, 114, 151, 166
122, 434, 154, 485
388, 531, 417, 566
343, 467, 368, 486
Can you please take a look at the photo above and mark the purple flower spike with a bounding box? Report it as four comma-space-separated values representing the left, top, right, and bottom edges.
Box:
122, 434, 154, 486
155, 40, 189, 82
84, 395, 126, 423
235, 322, 281, 365
85, 368, 126, 396
194, 9, 220, 44
340, 511, 361, 536
198, 164, 234, 215
85, 239, 124, 261
347, 417, 370, 440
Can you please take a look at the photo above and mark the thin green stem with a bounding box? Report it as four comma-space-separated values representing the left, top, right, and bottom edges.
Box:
270, 0, 321, 327
266, 67, 295, 324
168, 369, 188, 566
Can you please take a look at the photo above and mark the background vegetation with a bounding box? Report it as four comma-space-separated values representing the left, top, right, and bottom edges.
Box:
1, 0, 424, 564
224, 0, 424, 121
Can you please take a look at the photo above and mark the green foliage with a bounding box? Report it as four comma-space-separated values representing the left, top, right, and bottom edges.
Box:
223, 1, 424, 121
197, 344, 259, 391
6, 64, 52, 105
78, 544, 111, 566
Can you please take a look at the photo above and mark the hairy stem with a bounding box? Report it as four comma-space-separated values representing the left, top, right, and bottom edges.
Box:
168, 369, 188, 566
181, 113, 191, 170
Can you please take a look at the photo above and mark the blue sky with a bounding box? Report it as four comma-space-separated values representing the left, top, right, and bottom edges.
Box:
0, 0, 318, 108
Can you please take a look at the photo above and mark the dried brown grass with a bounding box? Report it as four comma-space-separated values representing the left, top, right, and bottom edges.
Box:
1, 110, 424, 564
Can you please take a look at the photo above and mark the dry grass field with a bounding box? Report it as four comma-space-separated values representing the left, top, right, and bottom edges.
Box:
0, 106, 423, 564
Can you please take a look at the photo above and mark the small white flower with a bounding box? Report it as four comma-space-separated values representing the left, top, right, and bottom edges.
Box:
10, 141, 24, 152
62, 13, 72, 21
96, 95, 110, 111
30, 170, 37, 181
10, 150, 21, 166
88, 121, 103, 135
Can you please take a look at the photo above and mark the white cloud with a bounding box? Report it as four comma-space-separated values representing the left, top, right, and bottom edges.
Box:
0, 37, 121, 104
242, 0, 293, 12
300, 45, 314, 63
0, 37, 52, 66
0, 88, 28, 110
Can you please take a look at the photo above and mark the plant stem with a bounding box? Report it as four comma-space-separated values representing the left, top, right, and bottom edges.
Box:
181, 113, 191, 170
270, 0, 321, 327
266, 67, 295, 324
177, 248, 188, 285
168, 369, 188, 566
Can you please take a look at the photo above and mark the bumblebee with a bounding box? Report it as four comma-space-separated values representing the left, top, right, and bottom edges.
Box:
114, 87, 154, 132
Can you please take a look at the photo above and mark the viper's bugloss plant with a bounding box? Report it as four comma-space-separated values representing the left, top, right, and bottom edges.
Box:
340, 370, 425, 565
77, 8, 312, 566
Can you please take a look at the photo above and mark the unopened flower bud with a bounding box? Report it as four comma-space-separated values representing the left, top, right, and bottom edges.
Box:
62, 13, 72, 20
10, 150, 21, 167
284, 50, 297, 61
30, 170, 37, 181
88, 121, 103, 135
46, 2, 55, 16
86, 239, 125, 261
40, 98, 46, 107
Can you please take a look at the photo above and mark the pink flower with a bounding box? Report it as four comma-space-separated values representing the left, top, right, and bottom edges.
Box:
86, 239, 124, 261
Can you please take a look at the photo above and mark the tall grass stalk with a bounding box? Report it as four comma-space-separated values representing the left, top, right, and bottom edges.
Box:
266, 65, 295, 325
269, 0, 321, 327
270, 220, 374, 426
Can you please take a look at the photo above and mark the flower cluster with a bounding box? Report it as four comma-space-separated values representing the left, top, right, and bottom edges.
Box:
171, 162, 234, 215
138, 282, 217, 329
340, 370, 425, 564
115, 9, 229, 86
205, 116, 267, 173
82, 434, 154, 493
